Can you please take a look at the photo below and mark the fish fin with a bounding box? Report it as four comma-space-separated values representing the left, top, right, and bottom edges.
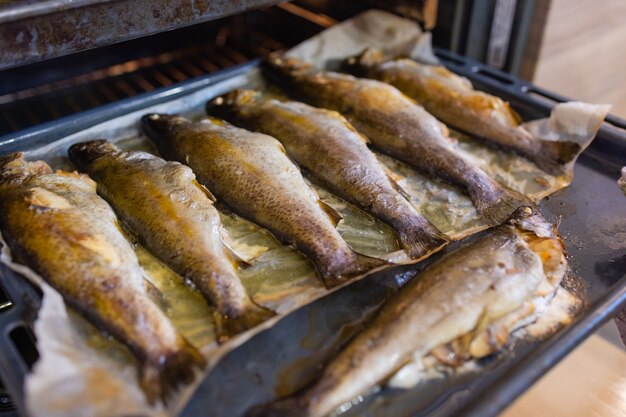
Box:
213, 302, 276, 344
144, 278, 171, 311
472, 184, 533, 226
323, 253, 388, 288
140, 338, 206, 404
396, 219, 450, 259
192, 179, 216, 202
219, 227, 254, 265
319, 200, 343, 227
382, 165, 412, 201
245, 397, 304, 417
532, 140, 581, 174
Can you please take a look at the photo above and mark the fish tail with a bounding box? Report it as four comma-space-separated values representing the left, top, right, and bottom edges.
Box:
140, 338, 206, 404
396, 219, 450, 259
342, 47, 385, 76
472, 184, 533, 226
213, 302, 276, 344
532, 140, 581, 174
245, 397, 305, 417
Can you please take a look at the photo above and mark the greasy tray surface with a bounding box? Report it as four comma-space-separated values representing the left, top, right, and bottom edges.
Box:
0, 51, 625, 417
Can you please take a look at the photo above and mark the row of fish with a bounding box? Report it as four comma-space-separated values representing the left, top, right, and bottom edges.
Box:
0, 50, 581, 406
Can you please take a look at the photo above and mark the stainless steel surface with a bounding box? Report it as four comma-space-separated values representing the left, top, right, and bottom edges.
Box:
0, 0, 282, 69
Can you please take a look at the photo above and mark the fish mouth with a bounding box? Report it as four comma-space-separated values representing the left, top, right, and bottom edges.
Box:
140, 113, 186, 139
205, 89, 260, 118
68, 139, 116, 168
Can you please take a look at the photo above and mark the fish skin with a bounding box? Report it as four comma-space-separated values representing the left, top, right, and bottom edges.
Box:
246, 206, 566, 417
343, 48, 580, 174
0, 152, 205, 404
206, 89, 450, 259
263, 55, 532, 226
68, 140, 274, 343
141, 114, 383, 288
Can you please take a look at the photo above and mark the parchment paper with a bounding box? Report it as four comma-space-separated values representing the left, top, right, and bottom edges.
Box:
0, 9, 610, 417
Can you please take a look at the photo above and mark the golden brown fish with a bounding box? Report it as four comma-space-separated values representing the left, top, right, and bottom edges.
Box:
247, 206, 571, 417
0, 152, 205, 403
264, 55, 531, 226
206, 89, 449, 259
343, 48, 580, 174
141, 114, 383, 288
68, 140, 274, 343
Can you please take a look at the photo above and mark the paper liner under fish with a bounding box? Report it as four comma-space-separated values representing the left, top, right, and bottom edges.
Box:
0, 9, 611, 417
245, 207, 582, 417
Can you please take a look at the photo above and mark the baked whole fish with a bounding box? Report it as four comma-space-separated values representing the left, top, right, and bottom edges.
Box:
141, 114, 383, 288
264, 55, 531, 226
68, 140, 274, 343
0, 153, 205, 403
247, 206, 572, 417
206, 89, 449, 259
343, 48, 580, 174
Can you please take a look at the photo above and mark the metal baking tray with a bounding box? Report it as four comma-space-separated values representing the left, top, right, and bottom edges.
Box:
0, 47, 625, 417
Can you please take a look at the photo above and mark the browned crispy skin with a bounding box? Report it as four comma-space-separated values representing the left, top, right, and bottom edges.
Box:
247, 207, 568, 417
206, 89, 449, 259
142, 114, 383, 287
343, 48, 579, 174
68, 140, 274, 343
0, 152, 205, 403
264, 55, 531, 225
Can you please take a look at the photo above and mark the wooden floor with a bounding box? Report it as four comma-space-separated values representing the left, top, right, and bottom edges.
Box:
502, 335, 626, 417
501, 2, 626, 416
532, 0, 626, 118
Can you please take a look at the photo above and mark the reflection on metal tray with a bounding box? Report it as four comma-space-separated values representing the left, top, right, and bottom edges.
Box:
0, 49, 625, 417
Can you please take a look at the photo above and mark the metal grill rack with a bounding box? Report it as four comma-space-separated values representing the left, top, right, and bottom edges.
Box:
0, 2, 336, 136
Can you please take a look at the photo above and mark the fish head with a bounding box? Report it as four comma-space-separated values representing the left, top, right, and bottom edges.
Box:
505, 206, 559, 240
0, 152, 52, 186
205, 89, 261, 119
342, 47, 385, 76
262, 52, 314, 85
141, 113, 189, 140
68, 140, 120, 171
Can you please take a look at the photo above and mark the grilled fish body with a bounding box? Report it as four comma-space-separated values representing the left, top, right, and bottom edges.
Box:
206, 89, 449, 259
68, 140, 274, 343
0, 153, 205, 403
264, 55, 530, 225
248, 207, 568, 417
343, 49, 579, 174
142, 114, 382, 287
